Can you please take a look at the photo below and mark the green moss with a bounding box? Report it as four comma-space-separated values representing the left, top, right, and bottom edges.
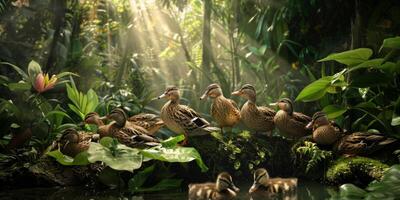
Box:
326, 156, 389, 186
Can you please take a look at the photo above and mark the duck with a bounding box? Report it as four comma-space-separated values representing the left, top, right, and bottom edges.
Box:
231, 84, 275, 135
333, 131, 397, 156
105, 108, 160, 148
158, 86, 218, 145
200, 83, 240, 133
57, 128, 98, 157
128, 113, 164, 135
188, 172, 240, 200
271, 98, 311, 138
249, 168, 297, 198
305, 111, 342, 145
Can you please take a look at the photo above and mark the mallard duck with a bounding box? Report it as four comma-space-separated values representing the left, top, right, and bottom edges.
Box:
249, 168, 297, 198
105, 108, 160, 148
127, 113, 164, 135
333, 131, 397, 156
200, 83, 240, 133
158, 86, 218, 145
188, 172, 240, 200
271, 98, 311, 138
58, 128, 98, 157
305, 111, 342, 145
231, 84, 275, 134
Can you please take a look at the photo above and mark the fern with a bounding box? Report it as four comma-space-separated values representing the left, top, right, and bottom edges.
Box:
0, 0, 9, 16
296, 141, 332, 172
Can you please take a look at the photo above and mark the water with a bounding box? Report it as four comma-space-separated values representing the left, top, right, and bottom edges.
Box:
0, 180, 335, 200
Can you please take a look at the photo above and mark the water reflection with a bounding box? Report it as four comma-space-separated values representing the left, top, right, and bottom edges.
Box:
0, 180, 335, 200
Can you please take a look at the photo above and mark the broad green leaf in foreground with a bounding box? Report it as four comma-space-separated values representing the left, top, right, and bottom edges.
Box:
295, 76, 332, 102
87, 138, 143, 172
47, 150, 89, 166
141, 146, 208, 172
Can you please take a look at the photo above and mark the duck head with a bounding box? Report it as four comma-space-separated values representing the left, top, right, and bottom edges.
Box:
158, 86, 180, 102
216, 172, 240, 193
200, 83, 223, 100
107, 108, 128, 127
306, 111, 330, 129
249, 168, 270, 193
231, 84, 256, 103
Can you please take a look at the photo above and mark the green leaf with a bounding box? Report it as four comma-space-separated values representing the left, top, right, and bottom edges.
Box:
134, 178, 182, 192
339, 184, 367, 198
381, 36, 400, 50
128, 164, 155, 192
87, 138, 143, 172
0, 62, 28, 80
349, 58, 384, 71
161, 135, 185, 148
318, 48, 373, 66
8, 82, 31, 91
56, 72, 79, 79
27, 60, 42, 82
322, 105, 347, 119
140, 146, 208, 172
392, 97, 400, 126
47, 150, 90, 166
295, 76, 332, 102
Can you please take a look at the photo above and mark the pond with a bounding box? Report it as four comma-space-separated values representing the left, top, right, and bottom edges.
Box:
0, 180, 335, 200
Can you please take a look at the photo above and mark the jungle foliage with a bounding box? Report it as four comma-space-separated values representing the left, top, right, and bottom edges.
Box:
0, 0, 399, 196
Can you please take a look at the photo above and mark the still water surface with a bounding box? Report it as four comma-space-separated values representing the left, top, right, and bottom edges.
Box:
0, 180, 335, 200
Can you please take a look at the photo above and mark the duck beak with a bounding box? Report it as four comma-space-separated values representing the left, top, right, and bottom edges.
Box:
77, 122, 85, 127
231, 90, 240, 96
269, 102, 278, 106
157, 93, 167, 99
231, 183, 240, 192
99, 116, 107, 120
305, 121, 314, 129
249, 182, 259, 193
200, 91, 208, 100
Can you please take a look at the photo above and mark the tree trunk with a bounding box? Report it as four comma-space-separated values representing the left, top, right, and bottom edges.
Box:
201, 0, 212, 88
45, 0, 66, 73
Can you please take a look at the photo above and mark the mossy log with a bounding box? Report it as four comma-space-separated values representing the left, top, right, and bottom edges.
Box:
325, 156, 389, 186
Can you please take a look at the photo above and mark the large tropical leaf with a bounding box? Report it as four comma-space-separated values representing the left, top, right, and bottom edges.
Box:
318, 48, 373, 66
295, 76, 332, 102
47, 150, 90, 166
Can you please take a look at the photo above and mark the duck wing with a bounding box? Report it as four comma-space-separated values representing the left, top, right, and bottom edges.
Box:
258, 106, 276, 120
292, 112, 312, 125
176, 105, 210, 131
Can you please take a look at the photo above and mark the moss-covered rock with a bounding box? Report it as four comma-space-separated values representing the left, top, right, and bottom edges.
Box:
326, 156, 389, 186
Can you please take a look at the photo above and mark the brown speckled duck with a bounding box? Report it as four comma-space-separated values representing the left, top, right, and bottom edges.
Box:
188, 172, 240, 200
84, 112, 110, 138
249, 168, 297, 198
200, 83, 240, 133
158, 86, 218, 145
272, 98, 311, 138
334, 131, 397, 156
305, 111, 342, 145
105, 108, 160, 148
128, 113, 164, 135
57, 128, 98, 157
231, 84, 275, 134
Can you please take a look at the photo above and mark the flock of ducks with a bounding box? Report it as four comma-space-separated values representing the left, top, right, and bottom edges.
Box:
53, 83, 397, 200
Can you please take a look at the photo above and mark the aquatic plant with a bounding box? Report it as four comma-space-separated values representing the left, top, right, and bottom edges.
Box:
332, 164, 400, 199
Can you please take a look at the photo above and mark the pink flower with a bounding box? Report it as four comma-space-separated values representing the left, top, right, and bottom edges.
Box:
34, 73, 57, 93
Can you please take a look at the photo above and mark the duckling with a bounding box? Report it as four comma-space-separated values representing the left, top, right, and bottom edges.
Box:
158, 86, 218, 145
272, 98, 311, 138
200, 83, 240, 133
334, 131, 397, 156
188, 172, 240, 200
249, 168, 297, 198
128, 113, 164, 135
58, 128, 96, 157
231, 84, 275, 134
305, 111, 342, 145
106, 108, 160, 148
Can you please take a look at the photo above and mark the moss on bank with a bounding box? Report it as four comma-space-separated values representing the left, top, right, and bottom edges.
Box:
326, 156, 389, 186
